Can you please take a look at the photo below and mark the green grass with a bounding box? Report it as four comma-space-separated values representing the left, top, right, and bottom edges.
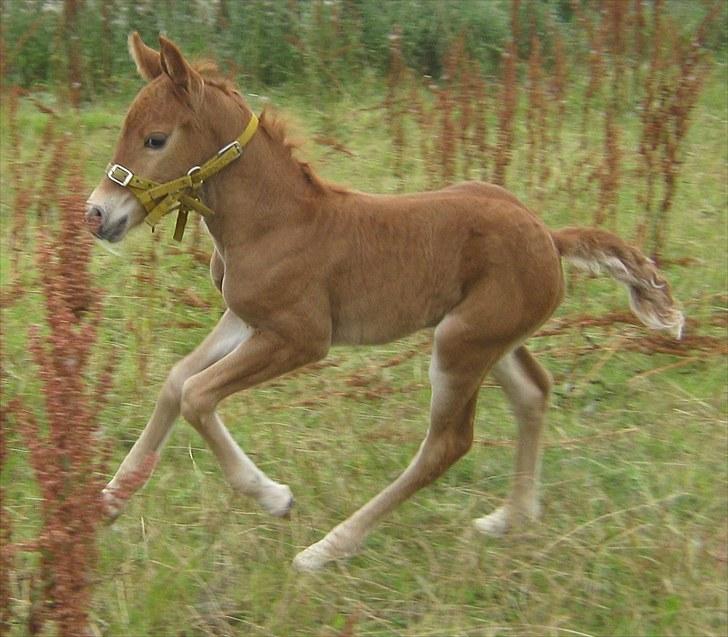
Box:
1, 65, 726, 637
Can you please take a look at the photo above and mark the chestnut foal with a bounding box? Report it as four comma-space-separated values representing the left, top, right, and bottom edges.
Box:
87, 34, 683, 571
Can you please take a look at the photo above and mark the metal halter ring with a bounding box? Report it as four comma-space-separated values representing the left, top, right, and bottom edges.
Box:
186, 165, 203, 185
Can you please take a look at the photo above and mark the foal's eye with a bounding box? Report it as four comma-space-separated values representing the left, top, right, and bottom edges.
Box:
144, 133, 167, 149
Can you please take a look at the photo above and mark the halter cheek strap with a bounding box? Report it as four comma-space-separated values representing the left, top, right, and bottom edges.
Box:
106, 114, 259, 242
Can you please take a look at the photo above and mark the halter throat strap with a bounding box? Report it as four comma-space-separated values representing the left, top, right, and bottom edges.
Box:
106, 114, 259, 241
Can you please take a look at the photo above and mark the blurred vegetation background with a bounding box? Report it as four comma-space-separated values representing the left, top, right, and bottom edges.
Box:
3, 0, 726, 98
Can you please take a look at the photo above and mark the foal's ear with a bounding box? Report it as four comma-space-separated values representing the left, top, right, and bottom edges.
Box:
128, 32, 162, 81
159, 36, 204, 104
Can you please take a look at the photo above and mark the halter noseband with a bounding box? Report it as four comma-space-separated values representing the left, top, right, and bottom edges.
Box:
105, 114, 259, 241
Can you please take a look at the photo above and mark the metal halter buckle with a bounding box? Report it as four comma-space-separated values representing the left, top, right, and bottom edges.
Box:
107, 164, 133, 187
217, 140, 242, 157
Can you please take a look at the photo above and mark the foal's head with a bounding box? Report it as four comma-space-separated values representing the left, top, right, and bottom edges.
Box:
87, 33, 250, 242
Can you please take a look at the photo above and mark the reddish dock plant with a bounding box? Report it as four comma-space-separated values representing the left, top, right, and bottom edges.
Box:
9, 163, 116, 636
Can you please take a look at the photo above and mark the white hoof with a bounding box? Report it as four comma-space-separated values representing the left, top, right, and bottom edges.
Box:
292, 542, 332, 572
292, 533, 360, 572
474, 503, 540, 536
101, 487, 126, 521
258, 482, 294, 518
474, 506, 511, 537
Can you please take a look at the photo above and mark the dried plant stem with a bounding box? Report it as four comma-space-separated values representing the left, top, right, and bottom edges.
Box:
472, 73, 489, 181
437, 86, 456, 186
526, 30, 548, 199
594, 109, 621, 227
0, 318, 12, 634
385, 25, 407, 190
493, 40, 518, 187
636, 0, 716, 259
62, 0, 83, 108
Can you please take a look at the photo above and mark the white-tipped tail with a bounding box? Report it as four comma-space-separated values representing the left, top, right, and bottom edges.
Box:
552, 227, 684, 339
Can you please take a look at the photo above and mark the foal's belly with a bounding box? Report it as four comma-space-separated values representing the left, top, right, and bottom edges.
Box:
329, 280, 458, 346
331, 315, 431, 346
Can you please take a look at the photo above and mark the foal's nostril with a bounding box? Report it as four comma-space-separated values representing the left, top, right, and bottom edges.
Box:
87, 204, 104, 219
85, 204, 105, 232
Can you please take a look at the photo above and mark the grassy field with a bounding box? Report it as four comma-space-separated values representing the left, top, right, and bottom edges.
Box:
1, 64, 726, 636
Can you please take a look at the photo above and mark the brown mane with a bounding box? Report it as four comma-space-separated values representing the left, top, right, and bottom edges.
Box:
259, 107, 349, 195
194, 60, 347, 195
193, 59, 238, 94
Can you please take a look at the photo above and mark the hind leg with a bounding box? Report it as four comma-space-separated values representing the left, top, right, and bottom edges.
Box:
474, 345, 551, 536
293, 315, 509, 571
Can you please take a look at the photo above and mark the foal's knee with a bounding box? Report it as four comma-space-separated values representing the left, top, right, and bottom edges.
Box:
159, 362, 190, 409
179, 378, 214, 428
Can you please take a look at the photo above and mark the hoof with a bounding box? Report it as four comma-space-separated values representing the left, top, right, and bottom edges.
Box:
292, 543, 330, 572
101, 487, 126, 522
474, 503, 541, 537
473, 506, 511, 537
260, 483, 295, 518
292, 534, 360, 572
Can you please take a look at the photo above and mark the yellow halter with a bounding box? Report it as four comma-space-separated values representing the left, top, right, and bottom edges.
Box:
105, 114, 259, 241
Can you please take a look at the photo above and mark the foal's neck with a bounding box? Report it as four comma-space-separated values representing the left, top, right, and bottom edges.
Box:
201, 93, 324, 250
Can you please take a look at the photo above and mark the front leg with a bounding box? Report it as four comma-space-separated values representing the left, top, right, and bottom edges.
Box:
103, 309, 252, 517
179, 325, 329, 516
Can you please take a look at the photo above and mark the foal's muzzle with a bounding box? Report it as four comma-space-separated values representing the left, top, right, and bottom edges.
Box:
85, 203, 128, 243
